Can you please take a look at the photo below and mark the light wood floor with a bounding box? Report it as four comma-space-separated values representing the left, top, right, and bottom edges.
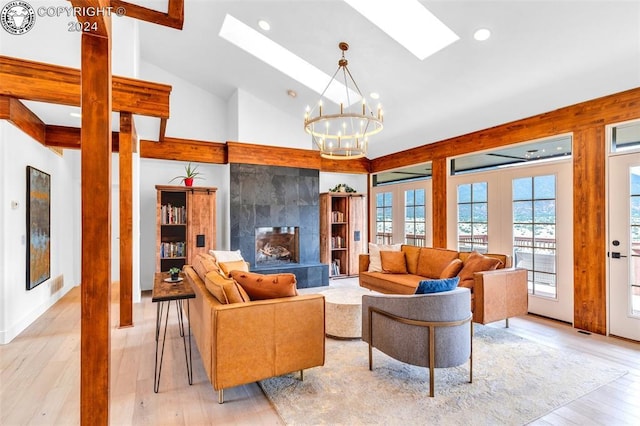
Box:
1, 279, 638, 425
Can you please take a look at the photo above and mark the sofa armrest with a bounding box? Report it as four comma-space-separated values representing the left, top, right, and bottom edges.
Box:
359, 254, 370, 273
211, 294, 325, 390
473, 268, 528, 324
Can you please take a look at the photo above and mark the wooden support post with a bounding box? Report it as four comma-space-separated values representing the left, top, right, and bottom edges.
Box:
79, 19, 112, 426
119, 112, 135, 328
431, 158, 448, 248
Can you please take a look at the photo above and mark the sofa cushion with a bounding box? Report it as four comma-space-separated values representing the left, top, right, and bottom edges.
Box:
204, 270, 249, 304
458, 251, 503, 289
230, 271, 298, 300
402, 245, 421, 275
415, 277, 460, 294
440, 258, 463, 278
380, 251, 408, 274
209, 249, 244, 263
192, 253, 220, 281
459, 252, 509, 269
368, 243, 402, 272
416, 247, 460, 279
218, 259, 249, 277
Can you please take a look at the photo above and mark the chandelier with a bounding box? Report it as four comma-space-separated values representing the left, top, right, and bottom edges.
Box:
304, 42, 383, 160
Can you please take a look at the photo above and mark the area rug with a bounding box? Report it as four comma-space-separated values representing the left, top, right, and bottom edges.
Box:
259, 325, 627, 425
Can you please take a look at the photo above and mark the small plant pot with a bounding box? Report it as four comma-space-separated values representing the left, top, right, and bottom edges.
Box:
170, 273, 179, 281
184, 177, 194, 187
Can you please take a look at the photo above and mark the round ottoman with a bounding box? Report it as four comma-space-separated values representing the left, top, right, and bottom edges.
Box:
319, 287, 370, 339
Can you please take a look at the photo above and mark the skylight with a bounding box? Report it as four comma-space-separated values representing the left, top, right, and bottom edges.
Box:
218, 14, 359, 105
344, 0, 459, 60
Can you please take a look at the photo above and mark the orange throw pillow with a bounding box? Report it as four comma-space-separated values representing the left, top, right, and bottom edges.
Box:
457, 251, 503, 289
229, 271, 298, 300
440, 258, 463, 278
380, 251, 408, 274
416, 247, 460, 279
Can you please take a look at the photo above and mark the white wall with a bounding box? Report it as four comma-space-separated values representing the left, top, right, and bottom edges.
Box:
0, 122, 77, 344
319, 172, 368, 194
236, 89, 306, 148
138, 60, 228, 142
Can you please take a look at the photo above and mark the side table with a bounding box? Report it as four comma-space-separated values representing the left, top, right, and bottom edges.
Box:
152, 272, 195, 393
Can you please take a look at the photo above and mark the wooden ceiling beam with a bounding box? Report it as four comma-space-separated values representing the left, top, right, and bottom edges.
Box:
0, 96, 46, 145
110, 0, 184, 29
0, 56, 171, 118
140, 137, 227, 164
45, 124, 120, 151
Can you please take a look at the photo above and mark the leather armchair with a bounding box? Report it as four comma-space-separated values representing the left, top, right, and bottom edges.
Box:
362, 287, 473, 397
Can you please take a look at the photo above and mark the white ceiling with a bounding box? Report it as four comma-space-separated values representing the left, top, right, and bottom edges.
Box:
6, 1, 638, 160
134, 1, 639, 159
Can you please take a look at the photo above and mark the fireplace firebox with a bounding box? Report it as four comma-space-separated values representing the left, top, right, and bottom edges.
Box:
255, 227, 299, 266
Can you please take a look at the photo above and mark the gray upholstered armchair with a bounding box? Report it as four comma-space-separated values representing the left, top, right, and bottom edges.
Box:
362, 287, 473, 397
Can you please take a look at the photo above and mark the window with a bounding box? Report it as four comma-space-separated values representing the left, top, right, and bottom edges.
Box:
513, 175, 557, 298
375, 192, 393, 244
611, 120, 640, 153
629, 167, 640, 315
457, 182, 488, 253
405, 189, 426, 246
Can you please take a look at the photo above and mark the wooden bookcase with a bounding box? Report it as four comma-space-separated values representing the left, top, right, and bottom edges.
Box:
156, 185, 217, 272
320, 192, 365, 277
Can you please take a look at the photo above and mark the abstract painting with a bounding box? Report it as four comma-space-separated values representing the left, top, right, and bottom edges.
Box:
26, 166, 50, 290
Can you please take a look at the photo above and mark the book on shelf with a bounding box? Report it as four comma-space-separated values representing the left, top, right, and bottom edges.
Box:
161, 203, 187, 225
331, 210, 345, 223
330, 259, 341, 276
331, 235, 344, 249
160, 241, 186, 258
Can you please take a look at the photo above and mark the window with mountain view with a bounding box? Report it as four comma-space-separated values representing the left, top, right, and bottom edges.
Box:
513, 175, 557, 298
376, 192, 393, 244
457, 182, 488, 253
405, 189, 426, 246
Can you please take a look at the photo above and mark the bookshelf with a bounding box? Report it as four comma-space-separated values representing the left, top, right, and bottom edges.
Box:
156, 185, 217, 273
320, 192, 365, 277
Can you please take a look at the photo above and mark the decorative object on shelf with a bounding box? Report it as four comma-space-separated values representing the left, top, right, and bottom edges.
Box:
168, 267, 181, 281
304, 42, 383, 160
169, 162, 203, 187
329, 183, 356, 193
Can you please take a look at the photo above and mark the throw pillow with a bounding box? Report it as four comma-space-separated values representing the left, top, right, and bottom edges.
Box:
204, 271, 249, 304
416, 247, 460, 279
368, 243, 402, 272
440, 258, 463, 278
457, 251, 503, 289
380, 251, 408, 274
229, 271, 298, 300
218, 259, 249, 277
209, 249, 244, 263
414, 277, 460, 294
192, 253, 219, 281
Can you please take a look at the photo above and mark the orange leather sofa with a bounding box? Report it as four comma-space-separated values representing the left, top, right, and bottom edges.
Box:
359, 245, 528, 325
183, 253, 325, 403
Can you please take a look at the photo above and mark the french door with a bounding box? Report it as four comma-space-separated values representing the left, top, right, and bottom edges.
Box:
608, 152, 640, 341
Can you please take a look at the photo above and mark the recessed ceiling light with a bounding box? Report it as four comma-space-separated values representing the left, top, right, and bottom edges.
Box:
344, 0, 459, 60
70, 112, 81, 118
370, 92, 380, 100
257, 19, 270, 31
473, 28, 491, 41
219, 14, 359, 105
287, 89, 297, 98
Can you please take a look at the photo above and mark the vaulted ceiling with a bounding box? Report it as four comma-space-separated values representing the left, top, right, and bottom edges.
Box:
3, 1, 639, 160
136, 0, 640, 158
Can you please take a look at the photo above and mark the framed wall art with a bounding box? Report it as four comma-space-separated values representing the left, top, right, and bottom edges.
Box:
26, 166, 51, 290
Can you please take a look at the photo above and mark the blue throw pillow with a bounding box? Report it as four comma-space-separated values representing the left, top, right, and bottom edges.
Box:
414, 277, 460, 294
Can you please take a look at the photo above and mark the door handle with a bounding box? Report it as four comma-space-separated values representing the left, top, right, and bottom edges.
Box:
609, 252, 628, 258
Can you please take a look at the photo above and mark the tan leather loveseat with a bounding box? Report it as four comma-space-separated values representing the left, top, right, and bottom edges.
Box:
183, 253, 325, 403
359, 245, 528, 325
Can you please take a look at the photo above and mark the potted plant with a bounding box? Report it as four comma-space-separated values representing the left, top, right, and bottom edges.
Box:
170, 162, 203, 187
168, 267, 181, 281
